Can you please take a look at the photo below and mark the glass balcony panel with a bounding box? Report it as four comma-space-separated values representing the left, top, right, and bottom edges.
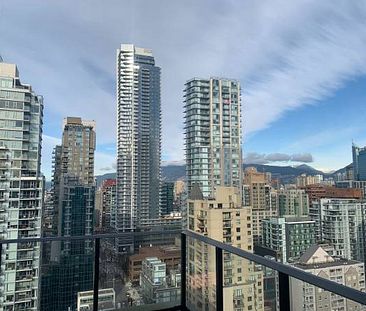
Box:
99, 231, 181, 310
226, 252, 277, 311
186, 237, 216, 311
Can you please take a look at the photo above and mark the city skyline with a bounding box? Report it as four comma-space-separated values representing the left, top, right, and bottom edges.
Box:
2, 1, 366, 179
2, 2, 366, 310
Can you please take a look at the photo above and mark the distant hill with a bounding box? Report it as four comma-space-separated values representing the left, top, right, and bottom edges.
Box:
331, 163, 352, 176
96, 172, 116, 187
94, 163, 343, 186
243, 163, 324, 176
94, 165, 186, 187
162, 165, 186, 181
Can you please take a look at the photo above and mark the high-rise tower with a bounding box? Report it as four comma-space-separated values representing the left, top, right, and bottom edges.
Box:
0, 62, 44, 310
116, 44, 161, 251
184, 78, 242, 198
352, 143, 366, 181
40, 117, 96, 311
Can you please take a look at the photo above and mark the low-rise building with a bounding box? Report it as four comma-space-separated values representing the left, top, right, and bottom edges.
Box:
303, 184, 363, 209
77, 288, 115, 311
290, 245, 365, 311
336, 180, 366, 199
129, 245, 180, 284
140, 257, 180, 304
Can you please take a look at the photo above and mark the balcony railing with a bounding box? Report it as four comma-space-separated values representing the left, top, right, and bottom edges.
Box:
0, 230, 366, 311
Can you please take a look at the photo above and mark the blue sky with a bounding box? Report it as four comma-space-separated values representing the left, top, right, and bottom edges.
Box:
245, 76, 366, 171
1, 0, 366, 179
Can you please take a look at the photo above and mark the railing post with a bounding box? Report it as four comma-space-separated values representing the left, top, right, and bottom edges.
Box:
215, 247, 223, 311
278, 272, 290, 311
93, 238, 100, 311
181, 233, 187, 310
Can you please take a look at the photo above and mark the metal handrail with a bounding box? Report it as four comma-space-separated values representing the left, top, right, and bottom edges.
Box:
1, 229, 366, 310
0, 230, 182, 311
0, 229, 181, 244
182, 230, 366, 306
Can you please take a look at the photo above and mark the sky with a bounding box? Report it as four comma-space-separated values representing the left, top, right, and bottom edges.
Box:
1, 0, 366, 179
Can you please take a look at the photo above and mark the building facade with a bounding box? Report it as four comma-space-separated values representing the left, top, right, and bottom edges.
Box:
278, 189, 309, 217
77, 288, 116, 311
336, 180, 366, 199
303, 184, 363, 204
187, 187, 264, 311
96, 179, 116, 230
40, 117, 96, 311
260, 217, 316, 263
290, 245, 365, 311
140, 257, 180, 305
160, 181, 174, 216
184, 78, 242, 198
129, 245, 180, 284
243, 167, 278, 244
352, 143, 366, 181
296, 174, 323, 187
310, 198, 366, 261
116, 44, 161, 251
0, 62, 44, 311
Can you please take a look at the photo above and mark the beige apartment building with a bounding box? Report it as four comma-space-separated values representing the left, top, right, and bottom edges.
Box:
290, 245, 366, 311
61, 117, 96, 185
278, 189, 309, 217
243, 167, 277, 244
187, 186, 264, 311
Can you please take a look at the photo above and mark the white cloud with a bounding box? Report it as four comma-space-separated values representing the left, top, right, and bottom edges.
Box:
244, 152, 313, 165
2, 0, 366, 167
162, 160, 185, 167
94, 152, 116, 176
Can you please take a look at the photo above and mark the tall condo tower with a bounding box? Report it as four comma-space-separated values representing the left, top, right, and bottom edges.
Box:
40, 117, 96, 311
116, 44, 161, 252
184, 78, 242, 198
0, 62, 44, 310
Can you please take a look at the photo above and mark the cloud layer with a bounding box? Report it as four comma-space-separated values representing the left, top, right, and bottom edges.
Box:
1, 1, 366, 177
245, 152, 313, 165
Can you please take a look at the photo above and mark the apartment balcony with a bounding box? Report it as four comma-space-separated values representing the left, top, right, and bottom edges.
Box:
0, 231, 365, 311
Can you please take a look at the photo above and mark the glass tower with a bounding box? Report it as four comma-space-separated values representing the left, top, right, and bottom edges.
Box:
116, 44, 161, 252
352, 143, 366, 181
184, 78, 242, 198
0, 62, 44, 310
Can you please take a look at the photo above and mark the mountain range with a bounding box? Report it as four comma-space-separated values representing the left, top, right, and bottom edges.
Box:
93, 163, 350, 187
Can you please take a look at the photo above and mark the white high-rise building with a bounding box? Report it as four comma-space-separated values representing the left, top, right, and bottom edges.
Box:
184, 78, 242, 198
0, 62, 44, 310
116, 44, 161, 252
310, 198, 366, 261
